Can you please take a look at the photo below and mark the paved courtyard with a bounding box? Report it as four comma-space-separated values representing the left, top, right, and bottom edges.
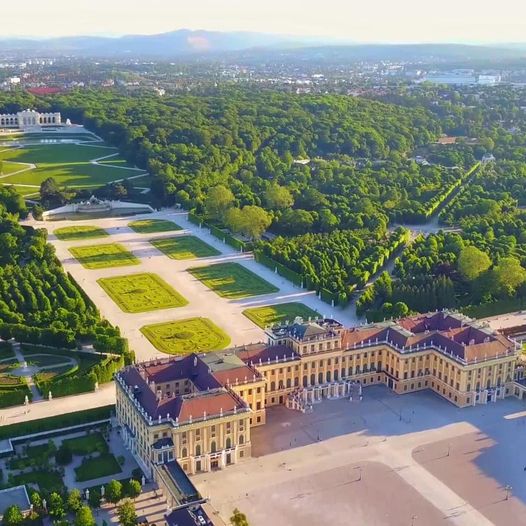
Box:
32, 209, 357, 362
193, 386, 526, 526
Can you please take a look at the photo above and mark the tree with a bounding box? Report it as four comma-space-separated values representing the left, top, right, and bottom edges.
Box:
490, 257, 526, 297
40, 177, 66, 209
30, 492, 42, 513
117, 500, 137, 526
106, 479, 123, 504
230, 508, 249, 526
67, 488, 83, 513
55, 444, 72, 465
48, 492, 65, 519
74, 506, 95, 526
264, 184, 293, 210
317, 208, 339, 231
2, 505, 23, 526
457, 246, 491, 281
391, 301, 409, 318
203, 185, 234, 220
125, 479, 141, 500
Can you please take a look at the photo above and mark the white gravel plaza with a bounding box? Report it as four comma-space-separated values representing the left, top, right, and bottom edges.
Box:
34, 209, 358, 362
193, 385, 526, 526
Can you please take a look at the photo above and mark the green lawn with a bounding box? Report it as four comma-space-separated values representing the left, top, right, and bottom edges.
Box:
63, 432, 108, 455
129, 219, 182, 233
69, 243, 140, 269
98, 273, 188, 313
141, 317, 230, 355
75, 453, 122, 482
189, 262, 279, 299
54, 225, 109, 241
243, 302, 320, 328
13, 470, 65, 493
0, 143, 143, 189
0, 160, 27, 175
23, 354, 72, 367
151, 235, 220, 260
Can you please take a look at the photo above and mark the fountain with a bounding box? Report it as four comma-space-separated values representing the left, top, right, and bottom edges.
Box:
11, 360, 38, 377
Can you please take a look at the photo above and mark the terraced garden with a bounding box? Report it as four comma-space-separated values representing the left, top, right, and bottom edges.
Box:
69, 243, 140, 269
98, 272, 188, 312
151, 235, 220, 260
140, 317, 230, 355
189, 262, 279, 299
243, 302, 320, 328
54, 225, 108, 241
128, 218, 181, 233
0, 142, 146, 193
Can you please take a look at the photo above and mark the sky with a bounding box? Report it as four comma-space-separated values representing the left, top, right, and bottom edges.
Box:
2, 0, 525, 43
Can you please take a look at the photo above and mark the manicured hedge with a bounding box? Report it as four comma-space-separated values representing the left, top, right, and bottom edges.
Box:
253, 250, 303, 287
0, 386, 31, 408
0, 323, 76, 348
188, 211, 247, 251
0, 405, 114, 440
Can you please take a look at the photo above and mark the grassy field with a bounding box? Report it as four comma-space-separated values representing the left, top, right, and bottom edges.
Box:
129, 218, 182, 233
63, 432, 108, 455
54, 225, 109, 241
151, 235, 220, 260
189, 262, 279, 299
98, 273, 188, 313
0, 160, 28, 175
13, 470, 65, 493
0, 143, 145, 189
141, 317, 230, 355
69, 243, 140, 269
243, 302, 320, 328
75, 453, 122, 482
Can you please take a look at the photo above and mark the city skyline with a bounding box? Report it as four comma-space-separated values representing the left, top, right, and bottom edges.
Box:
2, 0, 526, 44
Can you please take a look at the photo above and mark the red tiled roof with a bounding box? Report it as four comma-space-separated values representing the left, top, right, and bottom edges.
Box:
26, 87, 63, 95
212, 365, 261, 386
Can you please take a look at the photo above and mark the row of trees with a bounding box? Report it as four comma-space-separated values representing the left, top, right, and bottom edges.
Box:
2, 479, 140, 526
360, 229, 526, 320
260, 227, 409, 301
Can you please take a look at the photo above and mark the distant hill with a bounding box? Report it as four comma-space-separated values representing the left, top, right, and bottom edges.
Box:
0, 30, 525, 61
0, 29, 310, 57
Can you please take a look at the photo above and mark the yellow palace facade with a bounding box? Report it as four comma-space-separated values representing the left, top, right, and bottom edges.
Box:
116, 311, 520, 479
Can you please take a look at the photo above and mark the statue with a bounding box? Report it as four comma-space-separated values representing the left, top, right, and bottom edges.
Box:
24, 395, 28, 406
100, 485, 105, 497
141, 475, 146, 486
42, 499, 47, 511
48, 391, 52, 401
85, 488, 90, 500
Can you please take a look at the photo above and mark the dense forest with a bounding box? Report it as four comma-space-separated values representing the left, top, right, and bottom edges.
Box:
0, 186, 123, 350
2, 85, 526, 316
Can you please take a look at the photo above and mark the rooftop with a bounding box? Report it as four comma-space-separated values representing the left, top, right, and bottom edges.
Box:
343, 311, 516, 363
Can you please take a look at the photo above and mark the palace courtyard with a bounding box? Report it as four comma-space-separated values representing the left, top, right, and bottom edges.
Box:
193, 385, 526, 526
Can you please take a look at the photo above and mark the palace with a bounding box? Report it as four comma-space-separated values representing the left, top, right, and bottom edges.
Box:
115, 310, 521, 484
0, 109, 61, 130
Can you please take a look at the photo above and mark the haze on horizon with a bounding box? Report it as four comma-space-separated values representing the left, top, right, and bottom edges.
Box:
3, 0, 526, 44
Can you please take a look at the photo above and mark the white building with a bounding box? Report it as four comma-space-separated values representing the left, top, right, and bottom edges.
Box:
0, 109, 61, 130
